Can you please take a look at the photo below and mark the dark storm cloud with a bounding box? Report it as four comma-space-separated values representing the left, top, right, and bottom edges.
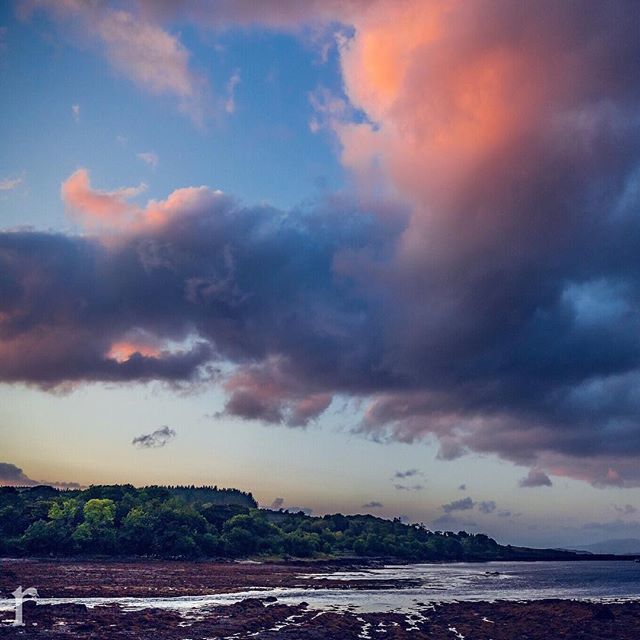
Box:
132, 426, 177, 448
3, 2, 640, 486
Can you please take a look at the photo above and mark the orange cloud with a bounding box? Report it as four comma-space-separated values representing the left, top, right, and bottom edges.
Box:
336, 0, 548, 205
107, 341, 161, 363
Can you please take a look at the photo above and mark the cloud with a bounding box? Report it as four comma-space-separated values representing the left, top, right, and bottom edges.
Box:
132, 425, 176, 448
0, 462, 82, 489
332, 1, 640, 489
442, 497, 475, 513
614, 504, 638, 516
393, 483, 424, 491
478, 500, 496, 514
22, 0, 209, 124
221, 362, 333, 426
519, 469, 553, 488
394, 468, 421, 479
5, 2, 640, 488
458, 484, 466, 491
137, 151, 158, 169
61, 168, 147, 231
0, 174, 23, 191
270, 497, 285, 509
224, 70, 241, 114
436, 438, 467, 461
0, 462, 35, 486
362, 501, 384, 508
71, 103, 80, 122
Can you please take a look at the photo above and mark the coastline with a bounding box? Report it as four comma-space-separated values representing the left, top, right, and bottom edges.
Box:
2, 559, 640, 638
2, 597, 640, 639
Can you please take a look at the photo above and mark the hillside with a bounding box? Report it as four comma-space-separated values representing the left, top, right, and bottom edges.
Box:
0, 484, 580, 562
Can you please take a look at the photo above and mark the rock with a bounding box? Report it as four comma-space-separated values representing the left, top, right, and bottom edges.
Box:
592, 604, 615, 621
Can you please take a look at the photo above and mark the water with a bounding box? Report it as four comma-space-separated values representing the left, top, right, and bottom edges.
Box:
1, 561, 639, 614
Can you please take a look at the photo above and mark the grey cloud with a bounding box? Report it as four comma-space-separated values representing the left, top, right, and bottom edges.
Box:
0, 462, 35, 486
132, 425, 176, 449
478, 500, 497, 514
442, 497, 475, 513
394, 468, 422, 479
0, 462, 82, 489
519, 469, 553, 488
614, 504, 637, 515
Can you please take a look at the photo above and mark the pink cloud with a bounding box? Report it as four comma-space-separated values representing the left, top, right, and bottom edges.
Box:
223, 359, 332, 427
61, 168, 146, 231
61, 168, 223, 238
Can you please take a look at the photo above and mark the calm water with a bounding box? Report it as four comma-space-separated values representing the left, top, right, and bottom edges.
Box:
1, 561, 639, 614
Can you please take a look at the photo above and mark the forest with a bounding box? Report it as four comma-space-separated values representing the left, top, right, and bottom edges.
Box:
0, 484, 576, 561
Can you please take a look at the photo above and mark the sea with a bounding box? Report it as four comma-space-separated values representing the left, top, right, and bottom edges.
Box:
1, 561, 639, 614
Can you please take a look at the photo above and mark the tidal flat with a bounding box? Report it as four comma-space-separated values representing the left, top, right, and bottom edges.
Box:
2, 559, 640, 638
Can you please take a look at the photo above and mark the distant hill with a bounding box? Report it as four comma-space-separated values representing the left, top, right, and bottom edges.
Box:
576, 539, 640, 555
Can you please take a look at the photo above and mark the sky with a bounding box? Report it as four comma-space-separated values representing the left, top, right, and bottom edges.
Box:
1, 0, 640, 548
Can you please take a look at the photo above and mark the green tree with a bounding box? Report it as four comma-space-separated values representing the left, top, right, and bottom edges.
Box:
73, 498, 117, 553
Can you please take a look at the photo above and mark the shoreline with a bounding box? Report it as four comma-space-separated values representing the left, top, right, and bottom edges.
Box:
2, 559, 640, 638
1, 598, 640, 639
2, 557, 640, 598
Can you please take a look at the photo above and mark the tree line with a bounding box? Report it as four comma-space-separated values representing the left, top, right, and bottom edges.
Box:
0, 484, 573, 561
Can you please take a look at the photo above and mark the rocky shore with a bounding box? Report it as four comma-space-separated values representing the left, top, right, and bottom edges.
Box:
0, 558, 417, 598
2, 597, 640, 639
2, 560, 640, 638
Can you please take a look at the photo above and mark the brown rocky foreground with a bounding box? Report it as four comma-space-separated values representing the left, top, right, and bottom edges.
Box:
1, 560, 640, 639
1, 598, 639, 639
0, 558, 419, 598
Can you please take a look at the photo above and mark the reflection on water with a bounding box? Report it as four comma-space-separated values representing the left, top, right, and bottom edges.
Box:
1, 561, 639, 614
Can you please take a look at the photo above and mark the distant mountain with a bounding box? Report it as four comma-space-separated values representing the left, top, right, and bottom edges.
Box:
576, 539, 640, 555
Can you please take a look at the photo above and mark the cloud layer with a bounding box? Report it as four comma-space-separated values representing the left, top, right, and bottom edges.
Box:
4, 1, 640, 487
